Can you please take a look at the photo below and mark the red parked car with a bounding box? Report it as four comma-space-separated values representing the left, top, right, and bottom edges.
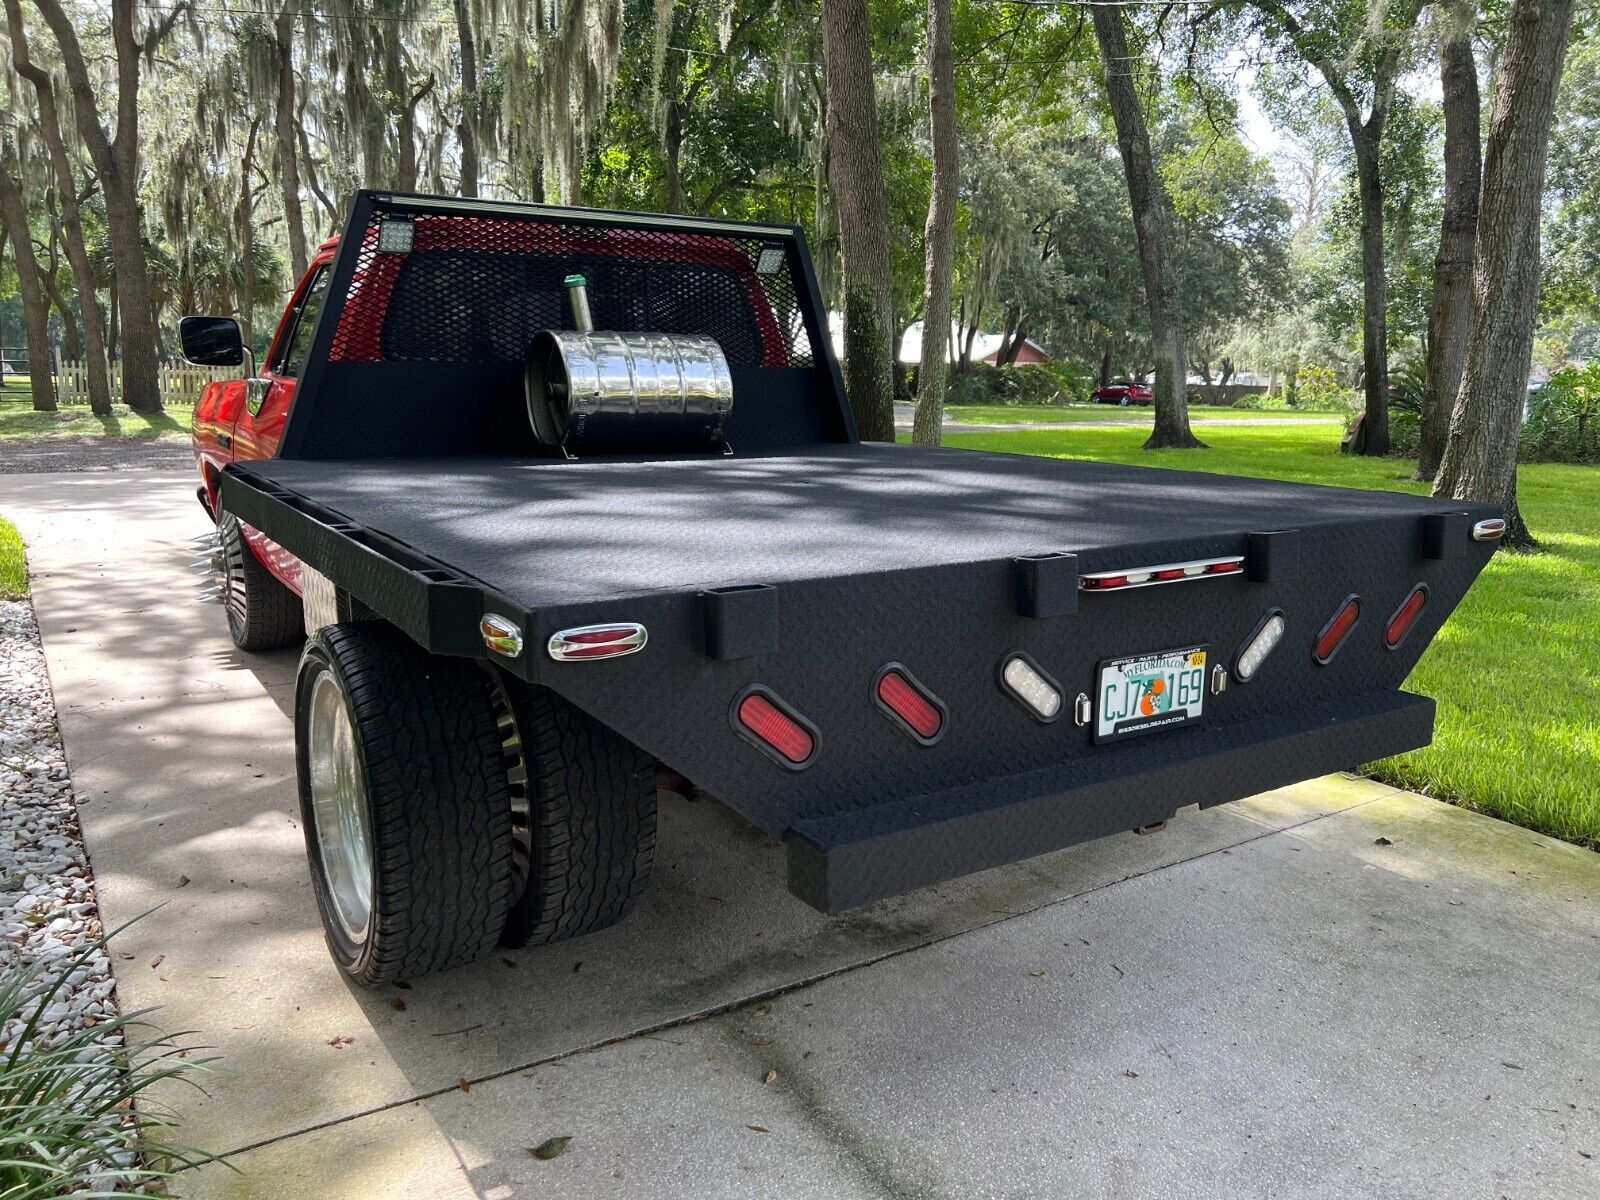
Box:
1092, 379, 1153, 406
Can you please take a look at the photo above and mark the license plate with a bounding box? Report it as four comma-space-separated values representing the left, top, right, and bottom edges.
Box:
1094, 645, 1209, 743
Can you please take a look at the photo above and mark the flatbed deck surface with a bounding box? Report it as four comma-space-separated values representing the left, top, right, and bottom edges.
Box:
237, 444, 1459, 608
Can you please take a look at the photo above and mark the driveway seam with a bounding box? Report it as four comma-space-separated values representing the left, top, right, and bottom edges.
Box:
201, 789, 1388, 1165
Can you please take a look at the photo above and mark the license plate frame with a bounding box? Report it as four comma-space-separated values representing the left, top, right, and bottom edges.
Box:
1093, 645, 1210, 744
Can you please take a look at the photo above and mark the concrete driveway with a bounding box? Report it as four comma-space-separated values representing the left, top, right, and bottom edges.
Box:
5, 469, 1596, 1199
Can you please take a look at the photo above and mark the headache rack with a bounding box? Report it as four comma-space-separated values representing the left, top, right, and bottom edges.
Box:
277, 191, 855, 462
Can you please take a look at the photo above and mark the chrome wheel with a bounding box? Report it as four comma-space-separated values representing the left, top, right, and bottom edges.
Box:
485, 670, 531, 904
306, 670, 373, 945
218, 517, 251, 635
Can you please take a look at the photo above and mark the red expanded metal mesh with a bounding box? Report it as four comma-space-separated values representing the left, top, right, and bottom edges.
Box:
327, 207, 813, 369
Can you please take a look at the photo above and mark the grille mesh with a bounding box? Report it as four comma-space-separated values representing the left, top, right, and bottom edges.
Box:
327, 207, 813, 369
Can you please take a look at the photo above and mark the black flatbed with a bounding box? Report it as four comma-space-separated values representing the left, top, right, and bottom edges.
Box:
235, 443, 1465, 610
212, 191, 1501, 922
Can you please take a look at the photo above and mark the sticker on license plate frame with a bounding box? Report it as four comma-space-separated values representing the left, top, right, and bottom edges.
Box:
1094, 645, 1209, 743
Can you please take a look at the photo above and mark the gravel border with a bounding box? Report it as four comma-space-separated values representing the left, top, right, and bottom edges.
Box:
0, 597, 128, 1158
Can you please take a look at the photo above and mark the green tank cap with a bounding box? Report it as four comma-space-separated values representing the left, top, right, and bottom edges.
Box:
564, 274, 587, 288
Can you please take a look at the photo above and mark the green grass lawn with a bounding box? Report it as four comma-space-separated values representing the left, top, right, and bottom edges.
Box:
0, 396, 192, 440
943, 422, 1600, 849
942, 402, 1343, 425
0, 515, 25, 598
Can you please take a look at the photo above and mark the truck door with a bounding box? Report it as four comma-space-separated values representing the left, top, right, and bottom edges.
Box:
230, 262, 331, 461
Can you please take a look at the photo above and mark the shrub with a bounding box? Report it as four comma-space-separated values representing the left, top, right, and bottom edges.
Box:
1522, 363, 1600, 464
941, 360, 1091, 407
1295, 363, 1361, 412
1388, 408, 1422, 457
0, 933, 219, 1196
1232, 390, 1289, 411
1387, 360, 1427, 414
946, 368, 1001, 407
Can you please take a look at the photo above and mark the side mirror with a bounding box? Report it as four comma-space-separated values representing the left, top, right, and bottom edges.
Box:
179, 315, 245, 367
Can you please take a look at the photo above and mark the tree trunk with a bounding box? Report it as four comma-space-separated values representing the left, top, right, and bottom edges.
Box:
1418, 0, 1481, 481
274, 4, 309, 280
40, 263, 83, 362
1350, 127, 1390, 455
33, 0, 163, 412
959, 301, 981, 374
912, 0, 957, 447
664, 100, 686, 214
107, 274, 119, 362
238, 118, 261, 352
7, 0, 112, 413
1090, 4, 1202, 449
1433, 0, 1575, 550
999, 317, 1029, 366
452, 0, 480, 198
0, 150, 58, 412
397, 85, 419, 191
298, 120, 340, 230
821, 0, 897, 442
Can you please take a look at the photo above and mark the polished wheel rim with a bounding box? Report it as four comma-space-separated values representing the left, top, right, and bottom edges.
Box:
219, 519, 250, 633
485, 670, 531, 902
307, 670, 373, 945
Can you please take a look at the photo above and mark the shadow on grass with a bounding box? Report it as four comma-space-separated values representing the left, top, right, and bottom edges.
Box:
0, 398, 191, 440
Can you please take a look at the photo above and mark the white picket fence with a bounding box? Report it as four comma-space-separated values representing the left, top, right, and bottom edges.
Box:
51, 351, 233, 408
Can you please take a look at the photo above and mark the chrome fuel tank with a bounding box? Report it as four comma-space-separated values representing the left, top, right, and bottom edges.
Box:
525, 329, 735, 455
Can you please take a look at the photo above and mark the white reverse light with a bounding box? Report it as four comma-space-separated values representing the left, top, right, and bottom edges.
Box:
1233, 610, 1286, 683
1000, 653, 1063, 722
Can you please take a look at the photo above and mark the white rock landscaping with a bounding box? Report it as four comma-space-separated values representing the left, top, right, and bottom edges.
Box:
1, 594, 134, 1181
1, 597, 118, 1039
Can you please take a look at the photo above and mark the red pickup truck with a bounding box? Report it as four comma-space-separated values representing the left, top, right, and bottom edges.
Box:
182, 191, 1500, 987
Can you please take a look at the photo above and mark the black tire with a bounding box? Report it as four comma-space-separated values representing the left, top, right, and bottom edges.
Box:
1119, 394, 1131, 406
219, 513, 302, 651
295, 624, 513, 985
492, 675, 657, 949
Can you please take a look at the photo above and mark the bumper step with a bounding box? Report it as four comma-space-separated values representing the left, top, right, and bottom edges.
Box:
784, 690, 1434, 912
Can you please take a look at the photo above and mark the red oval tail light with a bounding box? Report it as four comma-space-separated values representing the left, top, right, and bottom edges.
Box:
1384, 585, 1428, 649
1314, 596, 1361, 664
874, 666, 946, 744
733, 689, 817, 768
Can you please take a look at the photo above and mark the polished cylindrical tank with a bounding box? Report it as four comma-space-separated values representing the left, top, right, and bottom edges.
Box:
525, 329, 735, 454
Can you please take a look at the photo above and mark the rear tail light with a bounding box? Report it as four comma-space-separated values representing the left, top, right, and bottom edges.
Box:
873, 665, 947, 745
1384, 585, 1428, 650
731, 687, 818, 769
1472, 518, 1505, 541
1080, 557, 1244, 592
1232, 609, 1286, 683
548, 623, 648, 661
998, 653, 1063, 723
1313, 596, 1361, 664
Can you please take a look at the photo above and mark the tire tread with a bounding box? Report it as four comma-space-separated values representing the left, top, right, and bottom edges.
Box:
299, 625, 513, 984
500, 682, 656, 948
